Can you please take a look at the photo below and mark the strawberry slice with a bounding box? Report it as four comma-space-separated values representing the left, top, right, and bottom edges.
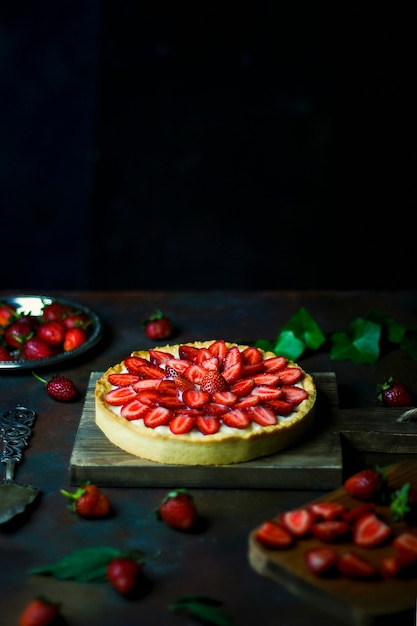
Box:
255, 520, 294, 548
234, 395, 260, 409
157, 379, 178, 395
353, 513, 392, 548
183, 364, 207, 385
143, 406, 173, 428
200, 370, 229, 394
199, 356, 219, 371
265, 399, 294, 416
380, 551, 417, 577
132, 378, 161, 391
124, 355, 151, 373
137, 389, 159, 407
338, 551, 378, 579
262, 355, 287, 372
393, 531, 417, 554
195, 415, 221, 435
304, 546, 339, 576
252, 372, 281, 386
281, 386, 309, 404
104, 387, 138, 406
252, 385, 284, 401
241, 346, 263, 364
222, 346, 242, 383
149, 349, 172, 365
276, 367, 303, 385
280, 508, 314, 537
182, 390, 210, 409
246, 405, 277, 426
203, 403, 230, 417
342, 502, 376, 524
173, 375, 196, 392
158, 395, 186, 410
308, 502, 347, 521
169, 414, 195, 434
240, 363, 265, 377
179, 345, 199, 361
230, 378, 255, 397
195, 348, 212, 364
164, 358, 190, 375
311, 520, 350, 543
222, 408, 250, 429
107, 373, 140, 387
135, 363, 165, 380
120, 398, 149, 420
211, 391, 237, 406
208, 339, 228, 360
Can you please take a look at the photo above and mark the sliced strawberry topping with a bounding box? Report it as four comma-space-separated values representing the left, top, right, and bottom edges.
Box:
165, 358, 190, 375
158, 395, 186, 410
230, 378, 255, 397
179, 345, 199, 361
104, 387, 138, 406
132, 378, 161, 391
240, 362, 265, 377
169, 414, 195, 434
241, 346, 263, 364
135, 363, 165, 380
124, 355, 151, 373
157, 379, 178, 396
263, 356, 287, 372
308, 502, 347, 521
108, 373, 140, 386
203, 402, 230, 417
280, 508, 314, 537
337, 551, 378, 579
211, 391, 237, 406
276, 367, 303, 385
195, 347, 212, 364
222, 408, 250, 429
183, 364, 207, 385
200, 370, 229, 394
252, 385, 284, 401
120, 398, 149, 420
234, 395, 260, 409
199, 356, 219, 370
311, 520, 350, 543
195, 415, 221, 435
265, 399, 294, 416
143, 406, 172, 428
353, 513, 392, 548
255, 520, 294, 548
173, 375, 197, 392
182, 390, 210, 409
208, 339, 228, 360
252, 372, 281, 386
281, 386, 309, 404
149, 349, 172, 365
222, 346, 242, 383
246, 405, 277, 426
136, 389, 159, 407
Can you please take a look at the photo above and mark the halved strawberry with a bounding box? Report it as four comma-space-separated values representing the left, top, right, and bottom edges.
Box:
132, 378, 161, 391
241, 346, 263, 364
104, 387, 138, 406
255, 520, 294, 548
311, 520, 350, 543
252, 372, 280, 386
179, 345, 199, 361
208, 339, 228, 360
230, 378, 255, 397
222, 408, 250, 429
211, 391, 237, 406
195, 415, 221, 435
280, 508, 314, 537
174, 375, 197, 392
304, 546, 339, 576
143, 406, 173, 428
338, 551, 378, 579
353, 513, 391, 548
200, 370, 229, 394
183, 364, 207, 385
124, 355, 151, 373
393, 531, 417, 554
281, 386, 309, 404
120, 398, 149, 420
199, 356, 219, 370
195, 347, 212, 364
169, 414, 195, 434
158, 395, 186, 410
137, 389, 159, 406
252, 385, 283, 401
149, 349, 172, 365
234, 395, 260, 409
265, 399, 294, 415
342, 502, 376, 524
182, 390, 210, 409
276, 367, 303, 385
246, 405, 277, 426
240, 362, 265, 377
108, 373, 140, 386
165, 358, 190, 375
308, 502, 347, 521
222, 346, 242, 383
157, 379, 178, 395
263, 355, 287, 372
135, 363, 165, 380
380, 551, 417, 577
203, 403, 230, 417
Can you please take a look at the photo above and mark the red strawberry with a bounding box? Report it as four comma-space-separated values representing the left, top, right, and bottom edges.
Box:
222, 346, 242, 383
63, 326, 87, 351
179, 344, 199, 361
195, 414, 221, 434
276, 367, 303, 385
304, 546, 339, 576
280, 386, 309, 404
342, 502, 376, 524
124, 355, 151, 373
380, 551, 417, 577
106, 557, 142, 595
182, 389, 210, 409
308, 502, 347, 521
252, 372, 280, 386
263, 355, 287, 372
222, 408, 250, 429
136, 363, 165, 379
183, 363, 207, 385
230, 378, 255, 397
265, 399, 294, 416
393, 531, 417, 554
143, 406, 172, 427
252, 385, 283, 401
211, 391, 237, 406
200, 370, 229, 394
246, 405, 277, 426
241, 346, 263, 364
36, 319, 66, 347
61, 483, 112, 518
136, 389, 159, 406
155, 488, 197, 530
343, 467, 386, 501
41, 300, 71, 321
149, 348, 172, 365
104, 387, 138, 405
120, 398, 149, 420
280, 508, 314, 537
0, 345, 12, 360
353, 512, 391, 547
169, 414, 195, 434
108, 372, 141, 386
5, 319, 34, 348
63, 311, 91, 330
337, 551, 378, 579
33, 372, 78, 402
19, 596, 60, 626
22, 337, 54, 360
311, 520, 350, 543
377, 377, 414, 407
0, 302, 17, 327
143, 309, 173, 340
208, 339, 228, 360
254, 520, 294, 548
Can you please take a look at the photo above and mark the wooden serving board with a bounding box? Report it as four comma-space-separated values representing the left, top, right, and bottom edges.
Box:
69, 371, 342, 488
248, 460, 417, 626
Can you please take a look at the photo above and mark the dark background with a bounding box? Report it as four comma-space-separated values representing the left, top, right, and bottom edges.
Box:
1, 2, 416, 291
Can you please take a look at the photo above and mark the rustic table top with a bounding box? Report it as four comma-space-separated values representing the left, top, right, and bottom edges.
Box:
1, 290, 417, 626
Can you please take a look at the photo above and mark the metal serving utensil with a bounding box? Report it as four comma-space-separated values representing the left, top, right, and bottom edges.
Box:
0, 405, 39, 524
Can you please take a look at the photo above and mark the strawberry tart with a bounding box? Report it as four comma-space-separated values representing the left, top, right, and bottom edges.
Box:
95, 340, 317, 466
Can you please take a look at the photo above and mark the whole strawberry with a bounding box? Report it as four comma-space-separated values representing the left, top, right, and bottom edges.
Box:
377, 377, 414, 407
33, 372, 78, 401
106, 557, 143, 595
155, 488, 197, 530
22, 337, 54, 360
19, 596, 61, 626
61, 482, 112, 518
343, 467, 387, 501
143, 309, 173, 340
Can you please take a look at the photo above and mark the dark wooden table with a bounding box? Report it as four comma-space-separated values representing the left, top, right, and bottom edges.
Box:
1, 290, 417, 626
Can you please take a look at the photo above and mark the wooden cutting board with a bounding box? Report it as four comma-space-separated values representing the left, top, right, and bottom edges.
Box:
69, 371, 342, 488
248, 460, 417, 626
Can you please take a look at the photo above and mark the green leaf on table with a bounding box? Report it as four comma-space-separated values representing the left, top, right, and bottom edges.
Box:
272, 330, 305, 361
280, 307, 326, 351
28, 546, 128, 582
330, 318, 381, 364
170, 594, 234, 626
367, 309, 406, 344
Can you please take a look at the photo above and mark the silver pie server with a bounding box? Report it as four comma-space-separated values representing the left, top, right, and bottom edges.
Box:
0, 405, 39, 524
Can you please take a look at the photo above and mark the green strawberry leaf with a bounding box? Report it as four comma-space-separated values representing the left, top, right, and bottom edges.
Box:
28, 547, 144, 582
330, 318, 381, 364
170, 595, 234, 626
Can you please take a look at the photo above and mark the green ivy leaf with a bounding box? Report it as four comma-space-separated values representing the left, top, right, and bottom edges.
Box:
170, 595, 234, 626
272, 330, 305, 361
367, 309, 406, 343
281, 307, 326, 351
330, 318, 381, 364
28, 547, 139, 582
